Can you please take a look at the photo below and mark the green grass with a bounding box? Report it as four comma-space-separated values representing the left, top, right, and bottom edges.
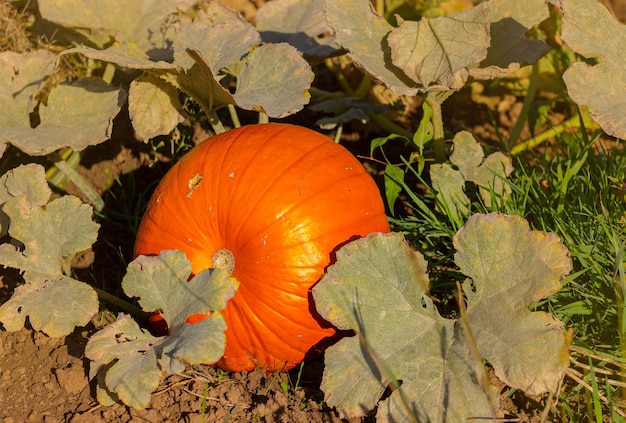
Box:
388, 124, 625, 419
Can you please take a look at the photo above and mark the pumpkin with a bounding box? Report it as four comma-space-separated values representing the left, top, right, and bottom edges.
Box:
134, 123, 390, 372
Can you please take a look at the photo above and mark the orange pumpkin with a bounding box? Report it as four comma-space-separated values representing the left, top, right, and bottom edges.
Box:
134, 123, 390, 372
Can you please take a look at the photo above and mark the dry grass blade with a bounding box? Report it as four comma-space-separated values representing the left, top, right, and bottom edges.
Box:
567, 345, 626, 417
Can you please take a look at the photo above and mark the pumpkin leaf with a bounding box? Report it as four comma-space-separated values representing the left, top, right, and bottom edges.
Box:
0, 164, 52, 237
234, 43, 314, 118
388, 2, 491, 91
0, 50, 51, 156
453, 213, 572, 396
323, 0, 420, 96
0, 165, 100, 336
469, 0, 550, 80
312, 214, 571, 421
173, 19, 260, 71
128, 73, 184, 141
0, 49, 125, 155
60, 41, 179, 71
556, 0, 626, 139
0, 276, 98, 338
256, 0, 339, 60
325, 0, 550, 95
87, 250, 238, 409
38, 0, 196, 56
123, 250, 239, 335
430, 131, 513, 222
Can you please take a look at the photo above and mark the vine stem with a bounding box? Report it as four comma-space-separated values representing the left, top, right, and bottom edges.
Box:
425, 90, 454, 162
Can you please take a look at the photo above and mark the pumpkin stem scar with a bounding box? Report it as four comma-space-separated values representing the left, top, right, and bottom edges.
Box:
186, 172, 203, 198
212, 248, 235, 273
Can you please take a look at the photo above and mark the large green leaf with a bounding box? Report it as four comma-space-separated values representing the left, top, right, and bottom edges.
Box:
556, 0, 626, 139
87, 250, 239, 409
312, 213, 571, 421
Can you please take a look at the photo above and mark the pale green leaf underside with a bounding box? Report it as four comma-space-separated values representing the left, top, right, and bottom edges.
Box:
470, 0, 550, 79
324, 0, 420, 96
313, 214, 571, 420
0, 50, 56, 157
557, 0, 626, 139
325, 0, 550, 95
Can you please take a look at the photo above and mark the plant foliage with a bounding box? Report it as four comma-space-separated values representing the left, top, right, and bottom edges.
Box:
312, 213, 572, 421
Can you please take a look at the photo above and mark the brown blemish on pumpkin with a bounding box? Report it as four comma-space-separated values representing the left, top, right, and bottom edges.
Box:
186, 172, 202, 198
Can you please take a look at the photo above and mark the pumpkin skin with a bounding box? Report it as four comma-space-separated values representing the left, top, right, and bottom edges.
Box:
134, 123, 390, 372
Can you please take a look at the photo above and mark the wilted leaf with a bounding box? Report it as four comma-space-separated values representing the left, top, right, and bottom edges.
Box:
2, 79, 126, 156
172, 20, 260, 71
87, 251, 238, 409
128, 73, 183, 141
388, 2, 491, 91
324, 0, 420, 96
557, 0, 626, 139
38, 0, 196, 57
256, 0, 338, 60
313, 215, 571, 420
61, 41, 179, 71
234, 43, 314, 118
0, 50, 57, 156
470, 0, 551, 79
